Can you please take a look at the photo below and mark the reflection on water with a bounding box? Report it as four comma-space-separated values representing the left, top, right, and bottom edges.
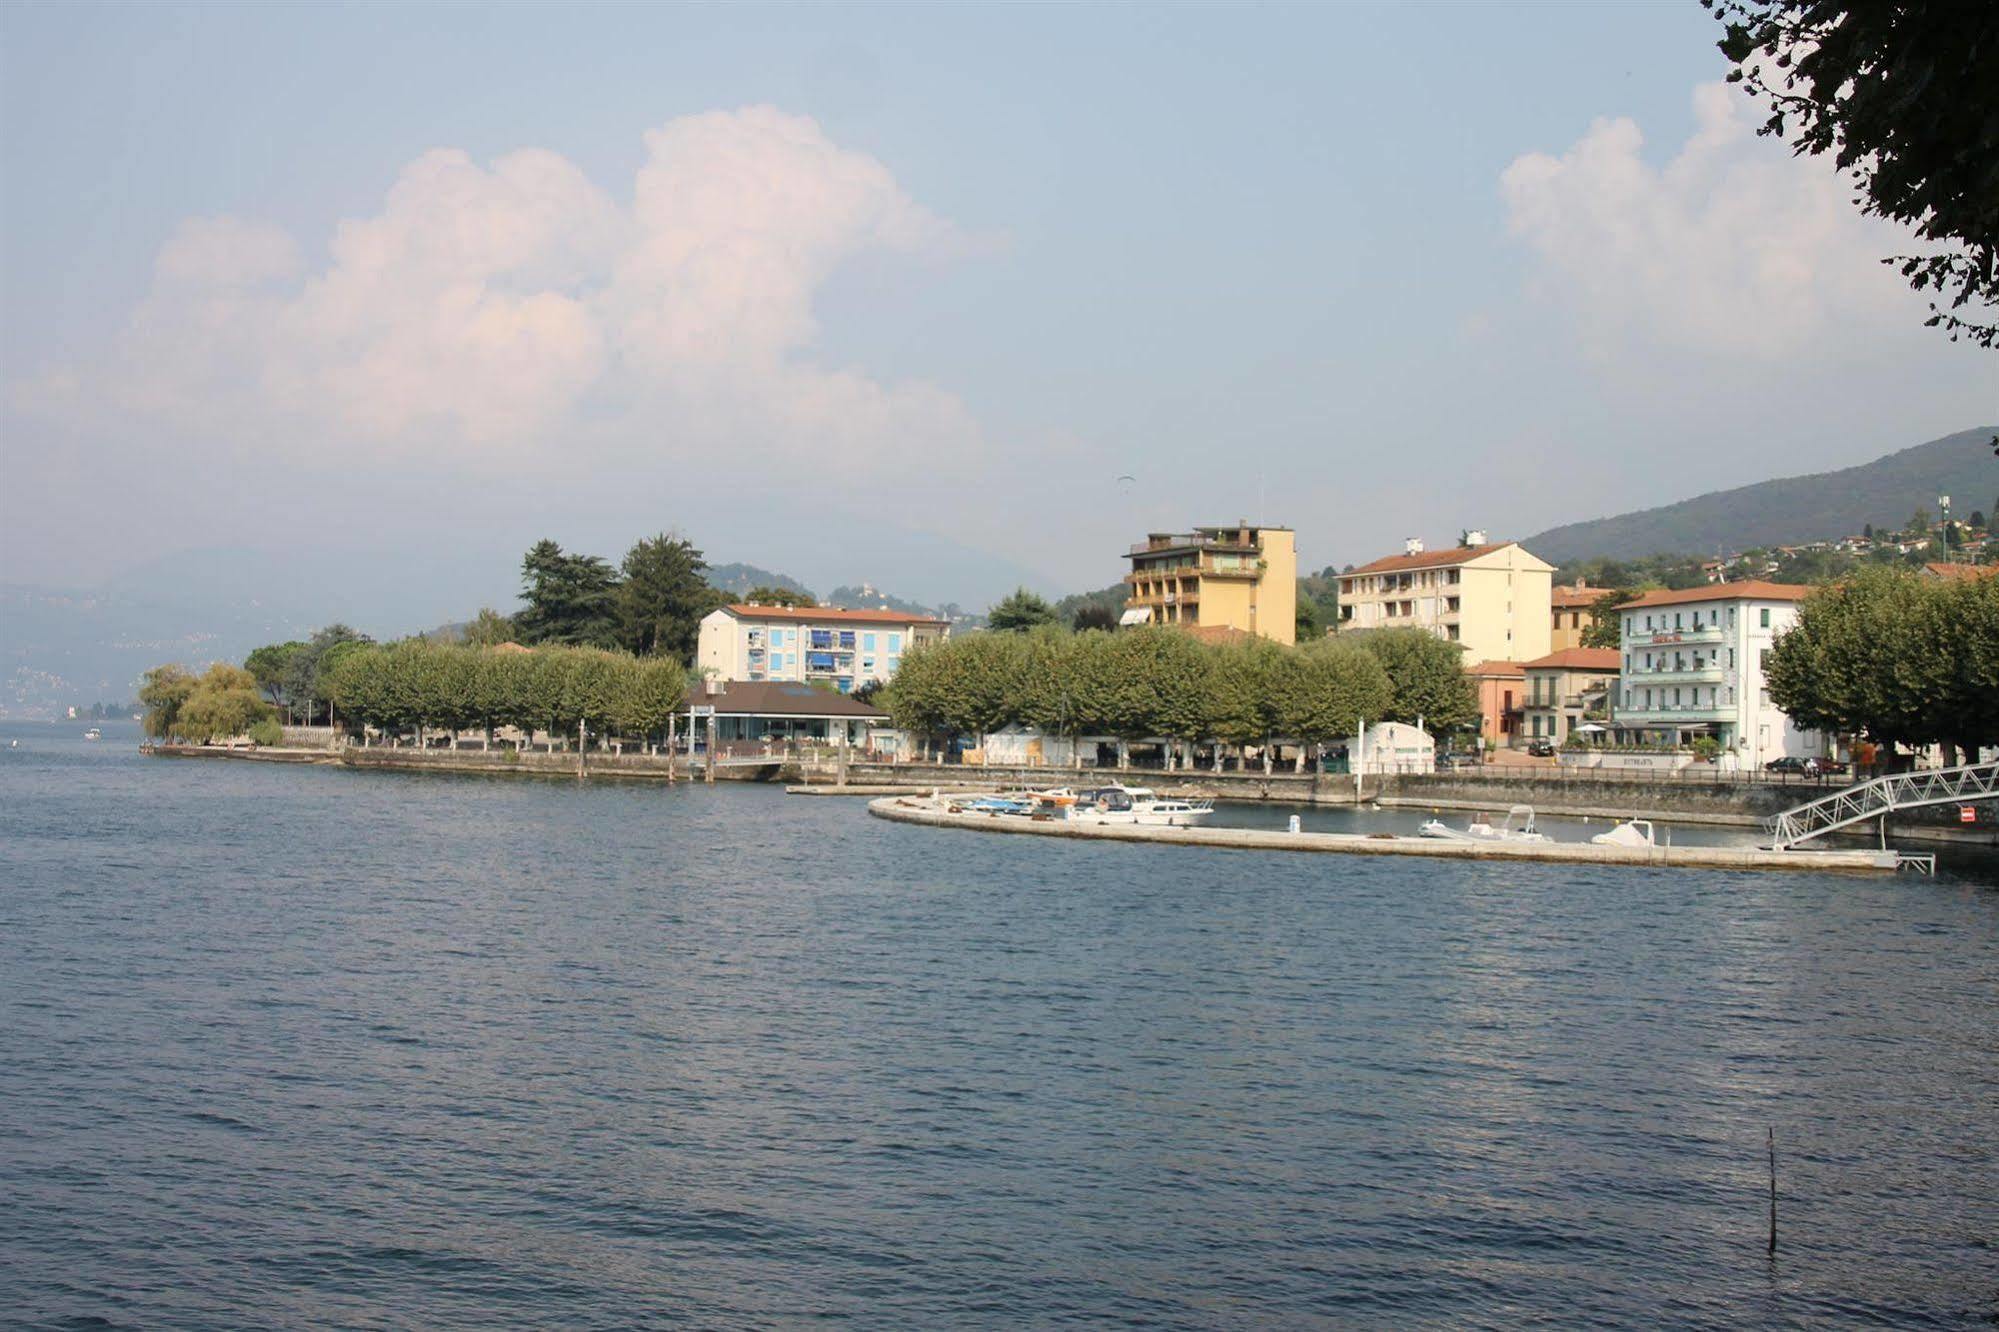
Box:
2, 721, 1995, 1327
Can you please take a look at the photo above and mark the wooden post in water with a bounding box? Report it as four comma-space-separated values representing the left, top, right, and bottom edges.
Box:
577, 718, 586, 779
1767, 1126, 1777, 1256
667, 711, 677, 784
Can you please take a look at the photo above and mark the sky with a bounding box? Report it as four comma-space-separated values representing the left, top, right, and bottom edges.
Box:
3, 1, 1994, 626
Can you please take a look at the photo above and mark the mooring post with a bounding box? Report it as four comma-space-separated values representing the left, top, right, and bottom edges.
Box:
1767, 1126, 1777, 1257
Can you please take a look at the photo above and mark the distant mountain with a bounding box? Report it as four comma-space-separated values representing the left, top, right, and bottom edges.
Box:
1525, 426, 1999, 563
705, 563, 813, 598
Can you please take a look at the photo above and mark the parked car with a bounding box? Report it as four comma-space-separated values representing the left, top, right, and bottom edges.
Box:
1439, 750, 1481, 770
1765, 756, 1820, 776
1814, 757, 1850, 777
1525, 738, 1556, 758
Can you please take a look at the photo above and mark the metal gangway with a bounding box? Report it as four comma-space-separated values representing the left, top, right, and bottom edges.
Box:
1766, 761, 1999, 850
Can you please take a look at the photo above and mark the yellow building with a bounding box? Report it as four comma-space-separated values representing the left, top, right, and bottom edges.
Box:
1336, 535, 1553, 665
1549, 579, 1600, 652
1124, 523, 1297, 645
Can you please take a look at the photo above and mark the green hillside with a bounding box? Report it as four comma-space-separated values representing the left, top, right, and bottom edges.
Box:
1525, 427, 1998, 562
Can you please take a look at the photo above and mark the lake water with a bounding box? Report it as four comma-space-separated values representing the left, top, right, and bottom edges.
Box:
4, 720, 1996, 1328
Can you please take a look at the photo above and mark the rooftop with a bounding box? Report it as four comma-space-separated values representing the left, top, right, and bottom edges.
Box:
1618, 580, 1812, 609
1466, 659, 1526, 678
1522, 647, 1621, 672
717, 603, 948, 626
1343, 541, 1517, 577
1923, 562, 1998, 581
1550, 582, 1600, 609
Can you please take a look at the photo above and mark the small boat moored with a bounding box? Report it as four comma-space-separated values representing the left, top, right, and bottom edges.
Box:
1418, 804, 1552, 844
1590, 819, 1657, 848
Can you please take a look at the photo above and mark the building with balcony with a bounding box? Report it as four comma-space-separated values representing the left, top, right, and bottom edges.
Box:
1468, 659, 1526, 748
1549, 579, 1601, 652
697, 604, 949, 694
1610, 581, 1827, 766
1336, 535, 1554, 665
1521, 647, 1620, 745
1123, 522, 1297, 645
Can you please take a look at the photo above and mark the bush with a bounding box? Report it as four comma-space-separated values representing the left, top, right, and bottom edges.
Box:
249, 718, 284, 747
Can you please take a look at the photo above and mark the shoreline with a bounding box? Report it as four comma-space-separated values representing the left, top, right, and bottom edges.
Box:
140, 744, 1993, 851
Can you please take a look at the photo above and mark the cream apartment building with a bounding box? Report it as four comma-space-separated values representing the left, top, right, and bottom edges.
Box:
1337, 535, 1553, 665
1124, 523, 1297, 645
698, 604, 949, 694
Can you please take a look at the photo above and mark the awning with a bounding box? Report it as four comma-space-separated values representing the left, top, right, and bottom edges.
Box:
1118, 607, 1153, 626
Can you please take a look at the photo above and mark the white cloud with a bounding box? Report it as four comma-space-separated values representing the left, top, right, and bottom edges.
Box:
26, 106, 983, 473
1500, 80, 1923, 358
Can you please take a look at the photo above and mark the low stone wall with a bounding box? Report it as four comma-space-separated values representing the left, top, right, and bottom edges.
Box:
1382, 773, 1797, 822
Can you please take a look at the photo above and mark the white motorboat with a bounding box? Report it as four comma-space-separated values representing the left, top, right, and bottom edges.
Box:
1417, 804, 1551, 844
83, 728, 102, 741
1069, 784, 1215, 827
1590, 819, 1656, 848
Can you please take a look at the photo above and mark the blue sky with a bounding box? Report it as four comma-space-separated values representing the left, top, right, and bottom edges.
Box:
3, 2, 1992, 623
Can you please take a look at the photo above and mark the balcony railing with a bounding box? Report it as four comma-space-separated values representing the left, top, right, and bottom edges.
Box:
1636, 666, 1727, 684
1627, 625, 1726, 646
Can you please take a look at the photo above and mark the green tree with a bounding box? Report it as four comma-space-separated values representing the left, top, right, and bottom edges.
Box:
1580, 590, 1638, 649
617, 534, 722, 660
1349, 628, 1479, 734
176, 663, 275, 743
284, 624, 371, 725
139, 665, 198, 741
1071, 603, 1119, 632
244, 641, 305, 716
1711, 0, 1999, 347
1768, 565, 1999, 759
744, 585, 816, 607
461, 608, 517, 647
987, 588, 1057, 633
517, 540, 621, 648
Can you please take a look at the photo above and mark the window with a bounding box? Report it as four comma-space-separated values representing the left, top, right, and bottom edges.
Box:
1759, 607, 1771, 628
1759, 649, 1770, 671
1674, 612, 1683, 629
888, 633, 902, 652
1728, 649, 1735, 668
861, 658, 875, 674
887, 656, 900, 673
863, 633, 876, 652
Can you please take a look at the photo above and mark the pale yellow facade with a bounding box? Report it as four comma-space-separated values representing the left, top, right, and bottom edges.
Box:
1125, 524, 1297, 645
1337, 540, 1554, 665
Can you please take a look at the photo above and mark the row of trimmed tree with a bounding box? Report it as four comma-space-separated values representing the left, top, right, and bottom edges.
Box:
1767, 566, 1999, 761
882, 625, 1479, 767
321, 641, 687, 749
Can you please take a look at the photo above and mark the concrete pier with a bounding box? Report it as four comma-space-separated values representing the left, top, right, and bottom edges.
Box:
867, 796, 1901, 874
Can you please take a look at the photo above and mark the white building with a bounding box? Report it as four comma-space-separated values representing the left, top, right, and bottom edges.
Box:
697, 604, 949, 694
1611, 581, 1829, 767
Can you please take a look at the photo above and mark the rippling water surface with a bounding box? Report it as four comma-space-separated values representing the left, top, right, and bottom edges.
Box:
3, 722, 1996, 1328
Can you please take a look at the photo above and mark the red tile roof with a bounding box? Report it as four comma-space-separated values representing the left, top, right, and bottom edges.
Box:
1550, 583, 1600, 609
1343, 542, 1514, 576
1466, 659, 1525, 677
720, 603, 947, 626
1522, 647, 1621, 672
1617, 580, 1812, 609
1923, 562, 1997, 581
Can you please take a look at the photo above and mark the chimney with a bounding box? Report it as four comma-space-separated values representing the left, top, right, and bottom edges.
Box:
705, 677, 722, 697
1461, 528, 1487, 548
1404, 537, 1425, 556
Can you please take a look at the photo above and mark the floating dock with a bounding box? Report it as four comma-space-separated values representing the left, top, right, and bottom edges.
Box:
867, 796, 1903, 874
